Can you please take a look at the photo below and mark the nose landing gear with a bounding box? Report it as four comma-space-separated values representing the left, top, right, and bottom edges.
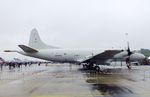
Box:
126, 57, 132, 70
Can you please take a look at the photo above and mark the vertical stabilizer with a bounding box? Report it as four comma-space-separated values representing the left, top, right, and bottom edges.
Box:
29, 28, 58, 49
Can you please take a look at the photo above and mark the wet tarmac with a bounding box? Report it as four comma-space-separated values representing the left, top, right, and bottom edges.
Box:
0, 64, 150, 97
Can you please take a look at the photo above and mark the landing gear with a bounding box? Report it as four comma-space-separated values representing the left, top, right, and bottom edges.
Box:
95, 65, 100, 71
82, 63, 102, 71
83, 64, 87, 69
127, 63, 131, 69
82, 63, 95, 70
126, 57, 132, 70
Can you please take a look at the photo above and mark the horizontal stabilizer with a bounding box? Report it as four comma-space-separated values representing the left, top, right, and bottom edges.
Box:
4, 50, 17, 52
18, 45, 38, 53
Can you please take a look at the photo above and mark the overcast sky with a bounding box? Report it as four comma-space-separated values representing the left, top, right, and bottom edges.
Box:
0, 0, 150, 59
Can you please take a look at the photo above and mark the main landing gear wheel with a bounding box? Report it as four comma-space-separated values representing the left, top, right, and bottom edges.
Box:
127, 64, 131, 69
83, 64, 87, 69
95, 66, 100, 71
82, 63, 94, 70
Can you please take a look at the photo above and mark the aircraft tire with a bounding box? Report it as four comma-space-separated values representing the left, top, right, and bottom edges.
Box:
83, 64, 87, 69
95, 66, 100, 71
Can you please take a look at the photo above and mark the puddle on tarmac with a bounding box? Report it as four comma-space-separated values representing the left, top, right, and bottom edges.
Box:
81, 68, 140, 97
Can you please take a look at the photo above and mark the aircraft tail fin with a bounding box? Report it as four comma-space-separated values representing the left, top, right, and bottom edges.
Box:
29, 29, 58, 49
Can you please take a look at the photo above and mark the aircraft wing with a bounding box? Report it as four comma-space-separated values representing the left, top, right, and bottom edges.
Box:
79, 50, 121, 65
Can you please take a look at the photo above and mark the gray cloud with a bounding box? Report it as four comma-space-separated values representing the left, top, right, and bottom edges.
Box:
0, 0, 150, 59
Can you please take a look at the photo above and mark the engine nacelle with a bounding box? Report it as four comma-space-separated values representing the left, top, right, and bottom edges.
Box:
130, 53, 145, 61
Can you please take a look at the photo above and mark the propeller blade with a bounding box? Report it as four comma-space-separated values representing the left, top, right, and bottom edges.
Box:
127, 41, 132, 56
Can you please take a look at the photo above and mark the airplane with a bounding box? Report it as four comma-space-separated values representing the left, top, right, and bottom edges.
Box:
0, 57, 26, 70
0, 57, 35, 70
4, 29, 146, 70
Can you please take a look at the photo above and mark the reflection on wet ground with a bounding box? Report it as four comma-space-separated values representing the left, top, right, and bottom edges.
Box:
83, 70, 133, 97
0, 64, 150, 97
82, 66, 150, 97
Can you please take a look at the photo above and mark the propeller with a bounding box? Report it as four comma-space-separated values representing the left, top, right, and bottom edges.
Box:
114, 33, 145, 69
126, 41, 132, 69
125, 36, 145, 69
127, 42, 132, 56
